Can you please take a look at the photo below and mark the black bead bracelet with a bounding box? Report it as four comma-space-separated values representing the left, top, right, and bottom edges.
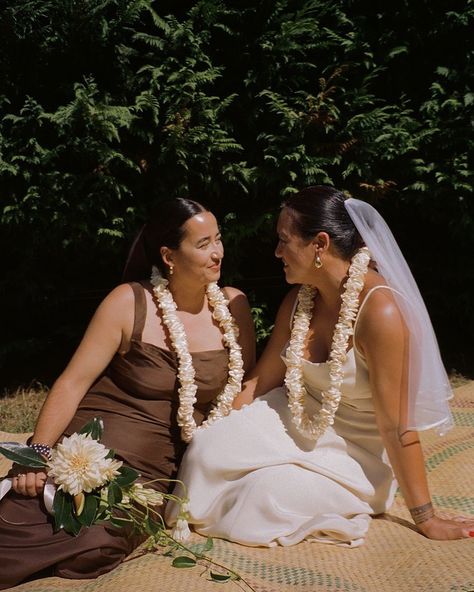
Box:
29, 443, 52, 461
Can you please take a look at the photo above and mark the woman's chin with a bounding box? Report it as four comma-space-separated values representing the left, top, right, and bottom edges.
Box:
283, 269, 298, 284
206, 270, 221, 283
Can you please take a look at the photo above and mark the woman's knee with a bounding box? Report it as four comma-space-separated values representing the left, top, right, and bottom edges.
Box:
54, 526, 144, 579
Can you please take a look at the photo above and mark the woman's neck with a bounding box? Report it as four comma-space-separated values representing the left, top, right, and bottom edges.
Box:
167, 278, 207, 313
310, 258, 352, 309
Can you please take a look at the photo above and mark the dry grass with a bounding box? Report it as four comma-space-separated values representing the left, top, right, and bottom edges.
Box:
448, 370, 471, 388
0, 383, 48, 433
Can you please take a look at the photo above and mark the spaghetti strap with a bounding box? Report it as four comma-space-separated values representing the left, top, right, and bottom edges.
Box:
353, 285, 404, 354
129, 282, 147, 341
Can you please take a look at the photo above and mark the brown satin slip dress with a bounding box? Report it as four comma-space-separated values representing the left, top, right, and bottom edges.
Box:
0, 281, 229, 589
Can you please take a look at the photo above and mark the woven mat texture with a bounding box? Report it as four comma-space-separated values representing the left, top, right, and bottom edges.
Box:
1, 382, 474, 592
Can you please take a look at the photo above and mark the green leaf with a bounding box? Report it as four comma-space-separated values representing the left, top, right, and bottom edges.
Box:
109, 516, 131, 528
0, 443, 47, 468
77, 494, 98, 526
78, 417, 104, 440
107, 482, 122, 506
210, 572, 232, 582
388, 45, 408, 59
172, 556, 197, 568
52, 490, 82, 535
144, 515, 161, 536
188, 536, 214, 556
115, 466, 140, 487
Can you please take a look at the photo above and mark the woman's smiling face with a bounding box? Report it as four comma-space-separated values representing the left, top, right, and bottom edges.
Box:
165, 211, 224, 286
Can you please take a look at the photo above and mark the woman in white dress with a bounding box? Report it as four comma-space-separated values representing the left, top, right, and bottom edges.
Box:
167, 186, 474, 545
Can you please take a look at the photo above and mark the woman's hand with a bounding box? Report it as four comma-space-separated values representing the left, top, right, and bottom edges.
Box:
417, 515, 474, 540
11, 466, 48, 497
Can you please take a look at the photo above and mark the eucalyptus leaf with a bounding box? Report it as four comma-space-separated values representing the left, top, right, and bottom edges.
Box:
171, 556, 196, 568
0, 443, 47, 468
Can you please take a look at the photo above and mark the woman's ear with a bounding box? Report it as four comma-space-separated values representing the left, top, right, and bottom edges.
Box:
160, 246, 173, 268
311, 231, 331, 253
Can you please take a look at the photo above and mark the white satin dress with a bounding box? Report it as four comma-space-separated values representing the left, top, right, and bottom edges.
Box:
167, 287, 398, 548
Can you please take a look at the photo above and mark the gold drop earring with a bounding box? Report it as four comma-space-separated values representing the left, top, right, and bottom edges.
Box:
314, 253, 323, 269
168, 264, 174, 276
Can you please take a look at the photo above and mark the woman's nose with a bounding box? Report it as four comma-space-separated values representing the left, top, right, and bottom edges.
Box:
212, 244, 223, 258
275, 242, 282, 258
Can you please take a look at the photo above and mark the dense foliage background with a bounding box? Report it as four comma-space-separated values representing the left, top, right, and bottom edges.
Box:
1, 0, 473, 388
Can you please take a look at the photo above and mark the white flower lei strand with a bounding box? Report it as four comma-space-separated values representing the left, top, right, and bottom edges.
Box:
150, 266, 244, 443
285, 247, 371, 440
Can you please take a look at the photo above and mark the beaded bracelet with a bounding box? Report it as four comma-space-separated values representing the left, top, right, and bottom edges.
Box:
29, 443, 52, 461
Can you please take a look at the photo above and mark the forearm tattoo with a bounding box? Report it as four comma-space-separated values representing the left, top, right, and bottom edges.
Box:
409, 502, 435, 525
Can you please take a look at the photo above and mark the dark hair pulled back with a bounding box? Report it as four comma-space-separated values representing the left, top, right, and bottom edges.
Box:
283, 186, 363, 259
122, 198, 207, 281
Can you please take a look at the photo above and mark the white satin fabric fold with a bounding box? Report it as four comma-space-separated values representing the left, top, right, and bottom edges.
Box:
167, 342, 398, 548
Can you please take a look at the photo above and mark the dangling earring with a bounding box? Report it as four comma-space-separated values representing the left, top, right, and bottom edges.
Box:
314, 254, 323, 269
168, 264, 174, 276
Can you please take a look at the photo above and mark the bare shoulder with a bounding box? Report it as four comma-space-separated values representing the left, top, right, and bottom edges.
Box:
222, 285, 253, 317
222, 285, 247, 302
357, 286, 407, 349
91, 283, 136, 334
101, 282, 135, 310
362, 286, 403, 320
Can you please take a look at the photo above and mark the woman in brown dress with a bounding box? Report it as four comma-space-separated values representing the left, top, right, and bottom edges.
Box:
0, 198, 255, 590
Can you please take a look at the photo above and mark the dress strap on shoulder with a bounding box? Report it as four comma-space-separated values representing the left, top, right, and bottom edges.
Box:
129, 282, 147, 341
353, 285, 404, 341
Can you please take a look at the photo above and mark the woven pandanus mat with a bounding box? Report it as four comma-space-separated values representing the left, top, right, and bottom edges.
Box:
2, 382, 474, 592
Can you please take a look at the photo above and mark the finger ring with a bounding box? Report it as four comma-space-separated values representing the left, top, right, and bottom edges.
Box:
16, 473, 25, 478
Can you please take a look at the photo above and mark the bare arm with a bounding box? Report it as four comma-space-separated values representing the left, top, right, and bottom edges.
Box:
232, 287, 298, 409
357, 290, 474, 540
13, 284, 134, 496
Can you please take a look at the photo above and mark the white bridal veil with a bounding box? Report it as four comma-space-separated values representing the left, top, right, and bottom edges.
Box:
345, 198, 453, 434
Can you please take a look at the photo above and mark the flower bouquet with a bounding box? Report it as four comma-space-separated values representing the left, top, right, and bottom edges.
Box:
0, 418, 174, 538
0, 417, 255, 589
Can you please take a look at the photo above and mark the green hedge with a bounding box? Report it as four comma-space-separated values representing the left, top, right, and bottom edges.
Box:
1, 0, 473, 385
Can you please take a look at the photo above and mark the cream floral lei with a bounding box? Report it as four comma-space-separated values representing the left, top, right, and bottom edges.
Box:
285, 247, 371, 440
150, 266, 244, 443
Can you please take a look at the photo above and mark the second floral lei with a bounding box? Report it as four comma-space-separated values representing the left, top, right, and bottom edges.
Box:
285, 247, 371, 440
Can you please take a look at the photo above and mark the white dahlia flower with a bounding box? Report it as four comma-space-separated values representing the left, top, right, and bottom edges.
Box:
47, 433, 122, 496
